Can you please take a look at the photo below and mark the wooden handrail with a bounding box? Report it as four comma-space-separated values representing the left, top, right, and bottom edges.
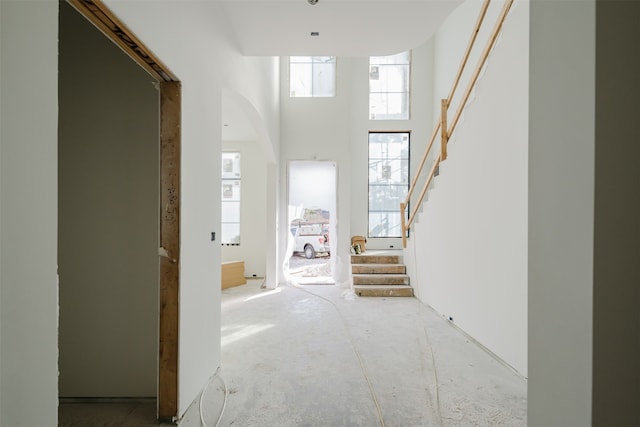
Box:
401, 0, 513, 247
405, 121, 440, 204
402, 0, 491, 211
447, 0, 492, 104
406, 155, 441, 231
448, 0, 514, 138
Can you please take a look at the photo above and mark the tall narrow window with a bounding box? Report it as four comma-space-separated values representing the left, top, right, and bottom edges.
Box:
368, 132, 410, 238
369, 51, 411, 120
221, 152, 241, 245
290, 56, 336, 97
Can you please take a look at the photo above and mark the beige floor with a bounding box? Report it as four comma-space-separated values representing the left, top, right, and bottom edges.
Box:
59, 278, 527, 426
181, 279, 527, 426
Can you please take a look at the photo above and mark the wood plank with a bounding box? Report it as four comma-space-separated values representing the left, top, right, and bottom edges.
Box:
449, 0, 514, 138
441, 98, 449, 161
67, 0, 177, 82
158, 81, 181, 421
400, 202, 407, 248
222, 261, 247, 289
408, 155, 440, 229
447, 0, 492, 103
69, 0, 182, 421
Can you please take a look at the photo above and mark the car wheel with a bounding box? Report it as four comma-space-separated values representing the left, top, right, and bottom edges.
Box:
304, 244, 316, 259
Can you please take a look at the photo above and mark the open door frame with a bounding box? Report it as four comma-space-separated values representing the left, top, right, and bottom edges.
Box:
66, 0, 180, 420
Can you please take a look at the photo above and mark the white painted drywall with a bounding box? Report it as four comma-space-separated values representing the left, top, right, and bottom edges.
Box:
405, 0, 529, 376
101, 1, 281, 415
279, 43, 435, 283
279, 57, 354, 286
0, 1, 60, 425
221, 141, 268, 278
58, 2, 159, 397
528, 1, 595, 425
347, 43, 435, 252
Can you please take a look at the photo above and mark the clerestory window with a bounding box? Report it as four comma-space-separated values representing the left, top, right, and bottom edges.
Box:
369, 51, 411, 120
289, 56, 336, 97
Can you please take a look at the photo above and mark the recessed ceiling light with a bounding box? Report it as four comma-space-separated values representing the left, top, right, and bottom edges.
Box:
310, 32, 320, 36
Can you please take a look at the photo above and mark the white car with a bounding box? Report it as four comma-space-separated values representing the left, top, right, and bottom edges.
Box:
291, 223, 330, 259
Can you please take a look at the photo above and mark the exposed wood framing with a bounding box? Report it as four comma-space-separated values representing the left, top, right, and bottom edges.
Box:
441, 99, 449, 161
159, 81, 181, 421
67, 0, 177, 82
409, 155, 441, 230
405, 121, 440, 207
66, 0, 181, 419
401, 0, 513, 247
447, 0, 492, 103
448, 0, 514, 138
400, 203, 408, 249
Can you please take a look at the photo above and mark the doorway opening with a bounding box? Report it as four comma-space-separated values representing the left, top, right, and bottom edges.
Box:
58, 0, 180, 423
285, 161, 337, 285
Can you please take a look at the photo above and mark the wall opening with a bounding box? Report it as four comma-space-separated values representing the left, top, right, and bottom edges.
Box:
58, 0, 181, 422
58, 0, 159, 410
284, 161, 337, 285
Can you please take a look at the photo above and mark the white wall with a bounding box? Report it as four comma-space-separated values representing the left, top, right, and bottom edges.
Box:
405, 0, 529, 376
103, 1, 280, 414
279, 57, 354, 286
1, 0, 280, 421
348, 43, 435, 251
221, 141, 267, 278
528, 0, 595, 425
279, 43, 435, 284
58, 2, 159, 397
0, 1, 60, 425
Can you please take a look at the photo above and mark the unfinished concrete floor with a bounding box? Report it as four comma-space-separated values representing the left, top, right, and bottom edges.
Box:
180, 279, 527, 426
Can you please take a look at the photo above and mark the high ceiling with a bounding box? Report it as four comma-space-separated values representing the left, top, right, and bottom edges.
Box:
220, 0, 463, 141
220, 0, 462, 56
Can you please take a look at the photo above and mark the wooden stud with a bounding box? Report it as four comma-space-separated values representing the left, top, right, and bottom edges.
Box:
158, 81, 181, 421
404, 121, 440, 207
66, 1, 181, 420
441, 99, 449, 161
404, 0, 513, 229
400, 202, 407, 248
67, 0, 177, 82
447, 0, 491, 103
448, 0, 514, 138
408, 155, 441, 230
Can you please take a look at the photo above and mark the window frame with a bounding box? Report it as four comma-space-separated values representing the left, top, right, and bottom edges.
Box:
221, 151, 241, 246
369, 51, 412, 120
367, 131, 411, 239
289, 56, 337, 98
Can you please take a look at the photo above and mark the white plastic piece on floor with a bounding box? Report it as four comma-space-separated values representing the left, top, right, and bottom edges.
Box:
341, 289, 357, 300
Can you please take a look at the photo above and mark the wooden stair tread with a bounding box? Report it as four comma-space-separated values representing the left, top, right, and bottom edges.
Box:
353, 285, 414, 297
351, 264, 406, 274
350, 251, 412, 297
351, 254, 401, 264
352, 274, 409, 286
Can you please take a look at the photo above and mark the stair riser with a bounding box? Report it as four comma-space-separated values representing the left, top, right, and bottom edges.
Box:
351, 255, 400, 264
353, 276, 409, 286
354, 287, 414, 297
351, 265, 406, 274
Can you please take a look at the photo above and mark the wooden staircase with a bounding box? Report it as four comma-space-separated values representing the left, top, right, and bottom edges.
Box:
351, 252, 413, 297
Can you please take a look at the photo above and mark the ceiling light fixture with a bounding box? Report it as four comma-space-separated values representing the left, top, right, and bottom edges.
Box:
308, 0, 318, 5
310, 32, 320, 36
